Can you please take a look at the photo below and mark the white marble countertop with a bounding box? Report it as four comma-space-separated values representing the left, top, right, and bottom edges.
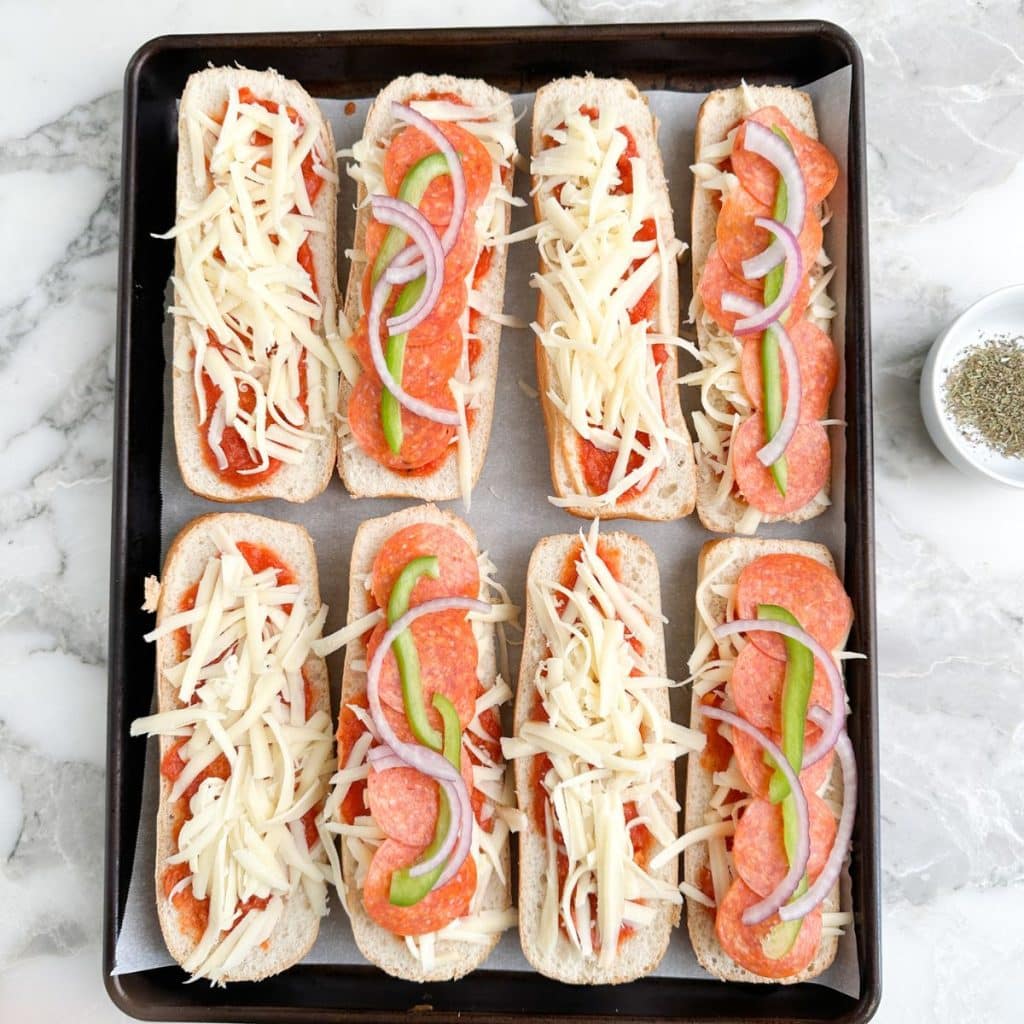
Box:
2, 1, 1022, 1021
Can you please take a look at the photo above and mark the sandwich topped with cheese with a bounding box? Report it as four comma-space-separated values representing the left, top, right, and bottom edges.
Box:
131, 513, 337, 984
160, 67, 343, 503
529, 76, 696, 520
504, 522, 704, 983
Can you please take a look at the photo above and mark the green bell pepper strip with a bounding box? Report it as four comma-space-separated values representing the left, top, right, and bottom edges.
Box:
761, 126, 795, 497
380, 276, 426, 455
755, 602, 814, 958
370, 152, 451, 287
388, 692, 462, 906
386, 555, 443, 751
370, 152, 452, 455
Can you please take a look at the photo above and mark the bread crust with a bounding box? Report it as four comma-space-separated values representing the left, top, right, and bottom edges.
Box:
512, 530, 678, 984
690, 86, 834, 533
152, 512, 329, 981
530, 75, 696, 522
337, 503, 511, 981
337, 75, 514, 501
171, 67, 338, 504
684, 537, 844, 983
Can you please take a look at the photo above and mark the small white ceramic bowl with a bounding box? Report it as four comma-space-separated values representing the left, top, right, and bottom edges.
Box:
920, 284, 1024, 488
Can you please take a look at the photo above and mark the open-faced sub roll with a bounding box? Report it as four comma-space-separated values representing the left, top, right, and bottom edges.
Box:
530, 76, 696, 520
131, 513, 336, 983
163, 68, 341, 503
504, 522, 704, 983
687, 85, 841, 534
338, 75, 518, 506
319, 504, 517, 981
681, 537, 858, 982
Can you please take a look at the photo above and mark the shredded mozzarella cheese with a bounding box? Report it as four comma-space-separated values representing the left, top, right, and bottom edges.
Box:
130, 525, 333, 984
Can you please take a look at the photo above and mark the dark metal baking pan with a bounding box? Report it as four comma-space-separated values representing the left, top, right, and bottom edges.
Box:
107, 21, 879, 1023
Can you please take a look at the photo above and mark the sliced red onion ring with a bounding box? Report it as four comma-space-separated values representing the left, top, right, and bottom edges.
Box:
755, 320, 801, 467
366, 267, 460, 426
413, 777, 474, 885
370, 196, 444, 333
391, 102, 467, 257
700, 706, 809, 925
722, 218, 803, 335
779, 710, 857, 922
366, 596, 490, 887
715, 618, 846, 766
742, 120, 807, 236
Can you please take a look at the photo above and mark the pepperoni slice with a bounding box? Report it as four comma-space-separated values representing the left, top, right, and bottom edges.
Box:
735, 552, 854, 660
371, 523, 480, 610
731, 721, 834, 799
729, 642, 834, 731
715, 876, 823, 979
366, 743, 476, 847
365, 612, 478, 730
698, 248, 811, 335
347, 374, 455, 472
732, 107, 839, 207
361, 274, 468, 337
731, 415, 831, 517
383, 121, 492, 224
362, 837, 475, 936
740, 319, 839, 421
716, 188, 823, 284
732, 795, 837, 898
349, 318, 462, 396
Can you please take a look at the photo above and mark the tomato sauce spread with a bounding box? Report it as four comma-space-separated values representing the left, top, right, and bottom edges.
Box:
531, 540, 652, 948
162, 542, 319, 942
546, 108, 667, 502
198, 89, 323, 486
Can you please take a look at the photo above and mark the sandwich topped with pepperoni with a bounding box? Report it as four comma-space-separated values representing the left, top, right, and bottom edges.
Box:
339, 75, 518, 507
686, 85, 841, 534
320, 505, 517, 981
680, 538, 858, 982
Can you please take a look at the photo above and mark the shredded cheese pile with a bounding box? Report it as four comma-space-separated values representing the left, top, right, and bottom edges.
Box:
343, 97, 520, 510
322, 549, 520, 972
131, 526, 336, 983
161, 87, 343, 475
683, 90, 837, 532
502, 521, 703, 966
530, 107, 686, 511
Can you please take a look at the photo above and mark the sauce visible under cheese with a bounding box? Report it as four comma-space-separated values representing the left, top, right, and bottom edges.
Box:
531, 104, 686, 510
131, 525, 334, 984
502, 521, 702, 966
161, 83, 340, 487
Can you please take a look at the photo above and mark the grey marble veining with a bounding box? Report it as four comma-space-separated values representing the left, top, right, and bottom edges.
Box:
2, 2, 1023, 1021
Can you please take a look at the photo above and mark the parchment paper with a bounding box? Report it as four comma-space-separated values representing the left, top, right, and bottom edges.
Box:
114, 67, 860, 997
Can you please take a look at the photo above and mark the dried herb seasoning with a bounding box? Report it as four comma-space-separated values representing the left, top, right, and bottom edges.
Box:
943, 336, 1024, 458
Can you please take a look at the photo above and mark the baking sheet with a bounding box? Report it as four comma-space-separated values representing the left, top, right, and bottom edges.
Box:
114, 68, 858, 996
